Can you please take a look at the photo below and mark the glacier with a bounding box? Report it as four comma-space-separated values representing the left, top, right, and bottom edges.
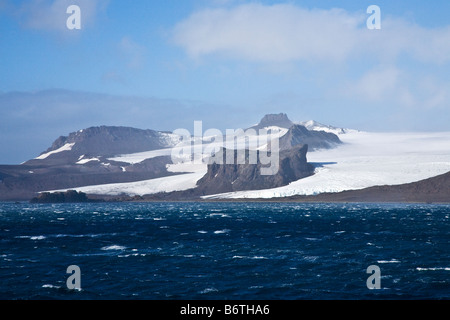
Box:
204, 131, 450, 199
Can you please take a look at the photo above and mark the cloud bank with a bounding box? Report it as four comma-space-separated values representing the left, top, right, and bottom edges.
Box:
172, 3, 450, 65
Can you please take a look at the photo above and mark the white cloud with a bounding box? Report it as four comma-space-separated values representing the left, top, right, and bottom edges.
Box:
351, 67, 401, 101
342, 66, 450, 111
172, 3, 450, 65
173, 4, 363, 63
5, 0, 108, 33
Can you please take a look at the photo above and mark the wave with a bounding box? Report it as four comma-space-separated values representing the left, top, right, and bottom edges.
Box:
15, 235, 46, 240
377, 259, 401, 264
101, 245, 127, 251
416, 267, 450, 271
42, 284, 61, 289
199, 288, 218, 294
232, 255, 268, 260
214, 229, 230, 234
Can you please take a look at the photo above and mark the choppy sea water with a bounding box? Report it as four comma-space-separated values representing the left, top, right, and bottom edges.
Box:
0, 202, 448, 300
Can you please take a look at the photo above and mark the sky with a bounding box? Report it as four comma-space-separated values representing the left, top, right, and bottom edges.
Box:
1, 0, 450, 164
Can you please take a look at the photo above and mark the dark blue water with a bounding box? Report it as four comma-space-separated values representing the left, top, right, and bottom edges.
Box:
0, 202, 448, 300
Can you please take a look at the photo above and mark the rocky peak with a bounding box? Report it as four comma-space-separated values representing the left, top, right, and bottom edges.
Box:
252, 113, 294, 130
35, 126, 169, 163
279, 124, 342, 151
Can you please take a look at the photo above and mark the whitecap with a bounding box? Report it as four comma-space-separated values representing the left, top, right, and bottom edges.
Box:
416, 267, 450, 271
101, 245, 127, 251
199, 288, 218, 294
198, 230, 208, 234
209, 213, 231, 218
303, 256, 319, 262
377, 259, 401, 264
42, 284, 61, 289
16, 235, 46, 240
232, 255, 268, 260
214, 229, 230, 234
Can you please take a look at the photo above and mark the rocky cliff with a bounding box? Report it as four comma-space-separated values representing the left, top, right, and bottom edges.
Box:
195, 144, 314, 195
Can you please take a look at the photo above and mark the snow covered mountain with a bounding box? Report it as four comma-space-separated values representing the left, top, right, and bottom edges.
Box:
299, 120, 358, 135
26, 126, 180, 166
1, 113, 449, 202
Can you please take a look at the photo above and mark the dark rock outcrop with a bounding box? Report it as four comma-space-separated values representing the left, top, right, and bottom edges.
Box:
250, 113, 294, 130
195, 144, 314, 195
290, 171, 450, 203
30, 190, 91, 203
0, 156, 176, 201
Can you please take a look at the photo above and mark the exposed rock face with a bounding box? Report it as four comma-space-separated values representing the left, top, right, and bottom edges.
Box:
195, 144, 314, 195
279, 124, 342, 151
30, 190, 91, 203
250, 113, 294, 130
25, 126, 176, 166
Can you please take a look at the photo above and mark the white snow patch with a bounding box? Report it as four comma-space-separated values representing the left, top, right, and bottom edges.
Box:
36, 143, 75, 160
108, 148, 173, 164
49, 169, 208, 196
166, 162, 207, 173
76, 157, 100, 165
159, 132, 183, 147
299, 120, 357, 135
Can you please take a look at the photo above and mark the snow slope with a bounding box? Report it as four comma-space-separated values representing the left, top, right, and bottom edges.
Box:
299, 120, 357, 135
203, 131, 450, 199
36, 143, 75, 160
50, 169, 207, 196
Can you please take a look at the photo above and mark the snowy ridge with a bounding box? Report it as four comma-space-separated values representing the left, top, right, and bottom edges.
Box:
36, 143, 75, 160
299, 120, 358, 135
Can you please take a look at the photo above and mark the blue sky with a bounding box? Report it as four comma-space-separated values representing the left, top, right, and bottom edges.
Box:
1, 1, 450, 163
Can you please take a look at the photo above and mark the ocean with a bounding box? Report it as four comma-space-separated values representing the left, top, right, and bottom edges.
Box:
0, 202, 448, 300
